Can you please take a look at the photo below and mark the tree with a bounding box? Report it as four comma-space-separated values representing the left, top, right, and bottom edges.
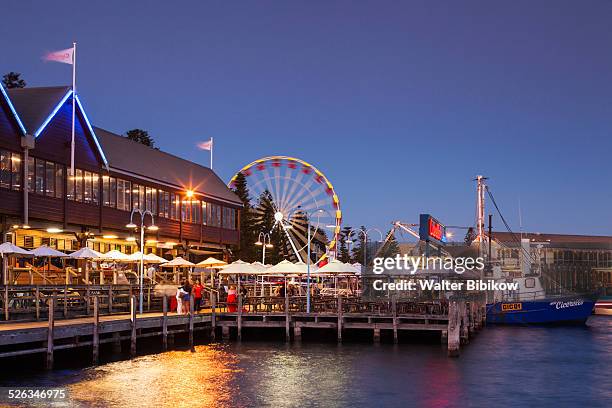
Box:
2, 72, 26, 89
338, 226, 354, 263
378, 229, 400, 258
125, 129, 155, 148
352, 225, 368, 265
231, 172, 257, 261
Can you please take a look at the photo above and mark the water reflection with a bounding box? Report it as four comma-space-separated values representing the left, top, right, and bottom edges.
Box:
69, 345, 239, 408
2, 317, 610, 407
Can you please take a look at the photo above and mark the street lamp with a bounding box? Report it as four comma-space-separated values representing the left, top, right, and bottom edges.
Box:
255, 232, 273, 264
304, 208, 331, 313
346, 227, 384, 273
126, 208, 157, 314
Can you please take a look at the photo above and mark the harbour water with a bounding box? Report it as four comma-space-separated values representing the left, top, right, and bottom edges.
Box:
1, 317, 610, 408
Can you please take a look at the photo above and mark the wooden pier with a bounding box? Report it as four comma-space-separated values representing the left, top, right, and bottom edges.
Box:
0, 286, 486, 368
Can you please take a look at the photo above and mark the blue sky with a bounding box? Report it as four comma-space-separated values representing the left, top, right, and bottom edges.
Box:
2, 1, 612, 236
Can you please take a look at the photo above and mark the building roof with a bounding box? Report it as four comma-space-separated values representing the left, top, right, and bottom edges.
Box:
7, 86, 71, 135
493, 231, 612, 247
94, 127, 241, 206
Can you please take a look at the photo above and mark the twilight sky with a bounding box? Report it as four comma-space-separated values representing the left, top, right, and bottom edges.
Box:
2, 1, 612, 236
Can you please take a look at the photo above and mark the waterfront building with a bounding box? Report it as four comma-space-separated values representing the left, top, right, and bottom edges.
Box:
0, 85, 241, 281
492, 232, 612, 295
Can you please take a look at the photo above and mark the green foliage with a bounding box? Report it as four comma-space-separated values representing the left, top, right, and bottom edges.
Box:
351, 225, 367, 265
231, 172, 257, 261
125, 129, 155, 148
338, 226, 354, 263
2, 72, 26, 89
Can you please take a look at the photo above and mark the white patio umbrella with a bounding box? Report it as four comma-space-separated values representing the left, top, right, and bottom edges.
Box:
161, 257, 195, 268
218, 259, 258, 275
69, 247, 104, 259
315, 259, 360, 275
196, 257, 227, 267
32, 245, 68, 258
0, 242, 32, 284
0, 242, 33, 256
31, 245, 68, 282
264, 260, 302, 275
144, 253, 167, 263
103, 249, 131, 262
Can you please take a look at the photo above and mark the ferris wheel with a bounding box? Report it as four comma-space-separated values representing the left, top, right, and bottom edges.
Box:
229, 156, 342, 263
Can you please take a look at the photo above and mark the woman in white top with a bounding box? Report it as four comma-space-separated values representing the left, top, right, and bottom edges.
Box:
176, 285, 187, 314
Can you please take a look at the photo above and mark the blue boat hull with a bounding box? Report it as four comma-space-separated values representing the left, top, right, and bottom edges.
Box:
486, 295, 597, 325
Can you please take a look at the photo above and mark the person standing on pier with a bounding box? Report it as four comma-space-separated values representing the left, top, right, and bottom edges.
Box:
193, 279, 204, 312
176, 282, 188, 314
227, 285, 237, 312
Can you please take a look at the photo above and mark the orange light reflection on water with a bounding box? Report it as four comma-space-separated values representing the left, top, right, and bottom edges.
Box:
69, 345, 239, 408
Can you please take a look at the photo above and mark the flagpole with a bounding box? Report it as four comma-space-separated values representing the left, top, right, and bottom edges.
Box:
210, 137, 213, 169
70, 42, 76, 176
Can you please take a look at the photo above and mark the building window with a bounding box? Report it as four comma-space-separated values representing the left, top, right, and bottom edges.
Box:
117, 179, 125, 210
75, 169, 83, 201
27, 156, 34, 192
23, 236, 34, 249
223, 207, 236, 230
202, 202, 207, 225
159, 191, 169, 218
45, 161, 55, 197
131, 183, 140, 209
84, 171, 93, 203
181, 199, 191, 223
192, 199, 200, 224
92, 173, 99, 205
208, 203, 221, 227
35, 159, 45, 194
55, 165, 63, 199
0, 150, 10, 189
170, 193, 180, 220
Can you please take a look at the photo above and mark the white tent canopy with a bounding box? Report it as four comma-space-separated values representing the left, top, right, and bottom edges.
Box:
294, 261, 318, 274
0, 242, 32, 256
250, 261, 270, 272
196, 257, 227, 267
69, 247, 104, 259
315, 259, 360, 275
218, 260, 259, 275
32, 245, 68, 258
161, 257, 195, 268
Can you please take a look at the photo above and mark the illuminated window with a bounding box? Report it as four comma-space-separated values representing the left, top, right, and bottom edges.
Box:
35, 159, 45, 194
27, 156, 34, 192
11, 152, 22, 191
202, 202, 207, 225
91, 173, 99, 205
67, 169, 74, 200
0, 150, 9, 189
45, 161, 55, 197
55, 165, 63, 199
84, 171, 92, 203
75, 169, 83, 201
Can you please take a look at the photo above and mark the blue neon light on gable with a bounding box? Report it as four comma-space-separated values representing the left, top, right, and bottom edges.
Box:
75, 94, 109, 169
33, 89, 73, 137
0, 84, 27, 135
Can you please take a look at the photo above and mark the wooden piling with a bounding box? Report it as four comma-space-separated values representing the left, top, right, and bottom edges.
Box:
237, 293, 243, 341
46, 297, 54, 369
130, 295, 137, 357
210, 291, 216, 340
285, 295, 290, 342
93, 296, 99, 365
222, 325, 230, 340
460, 301, 469, 345
35, 286, 40, 321
63, 285, 68, 318
294, 325, 302, 341
337, 295, 343, 343
189, 295, 194, 348
162, 295, 168, 351
447, 299, 460, 357
108, 286, 113, 314
373, 328, 381, 343
3, 285, 7, 321
86, 287, 90, 316
392, 297, 398, 344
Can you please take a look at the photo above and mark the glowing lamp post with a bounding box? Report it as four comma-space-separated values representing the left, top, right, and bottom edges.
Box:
126, 208, 157, 314
255, 232, 273, 264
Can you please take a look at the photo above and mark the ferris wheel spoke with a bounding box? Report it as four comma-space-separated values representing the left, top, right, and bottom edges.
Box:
278, 165, 295, 211
282, 166, 305, 211
283, 177, 318, 213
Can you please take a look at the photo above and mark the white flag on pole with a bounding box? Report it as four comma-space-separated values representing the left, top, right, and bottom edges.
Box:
43, 48, 74, 65
197, 139, 213, 151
